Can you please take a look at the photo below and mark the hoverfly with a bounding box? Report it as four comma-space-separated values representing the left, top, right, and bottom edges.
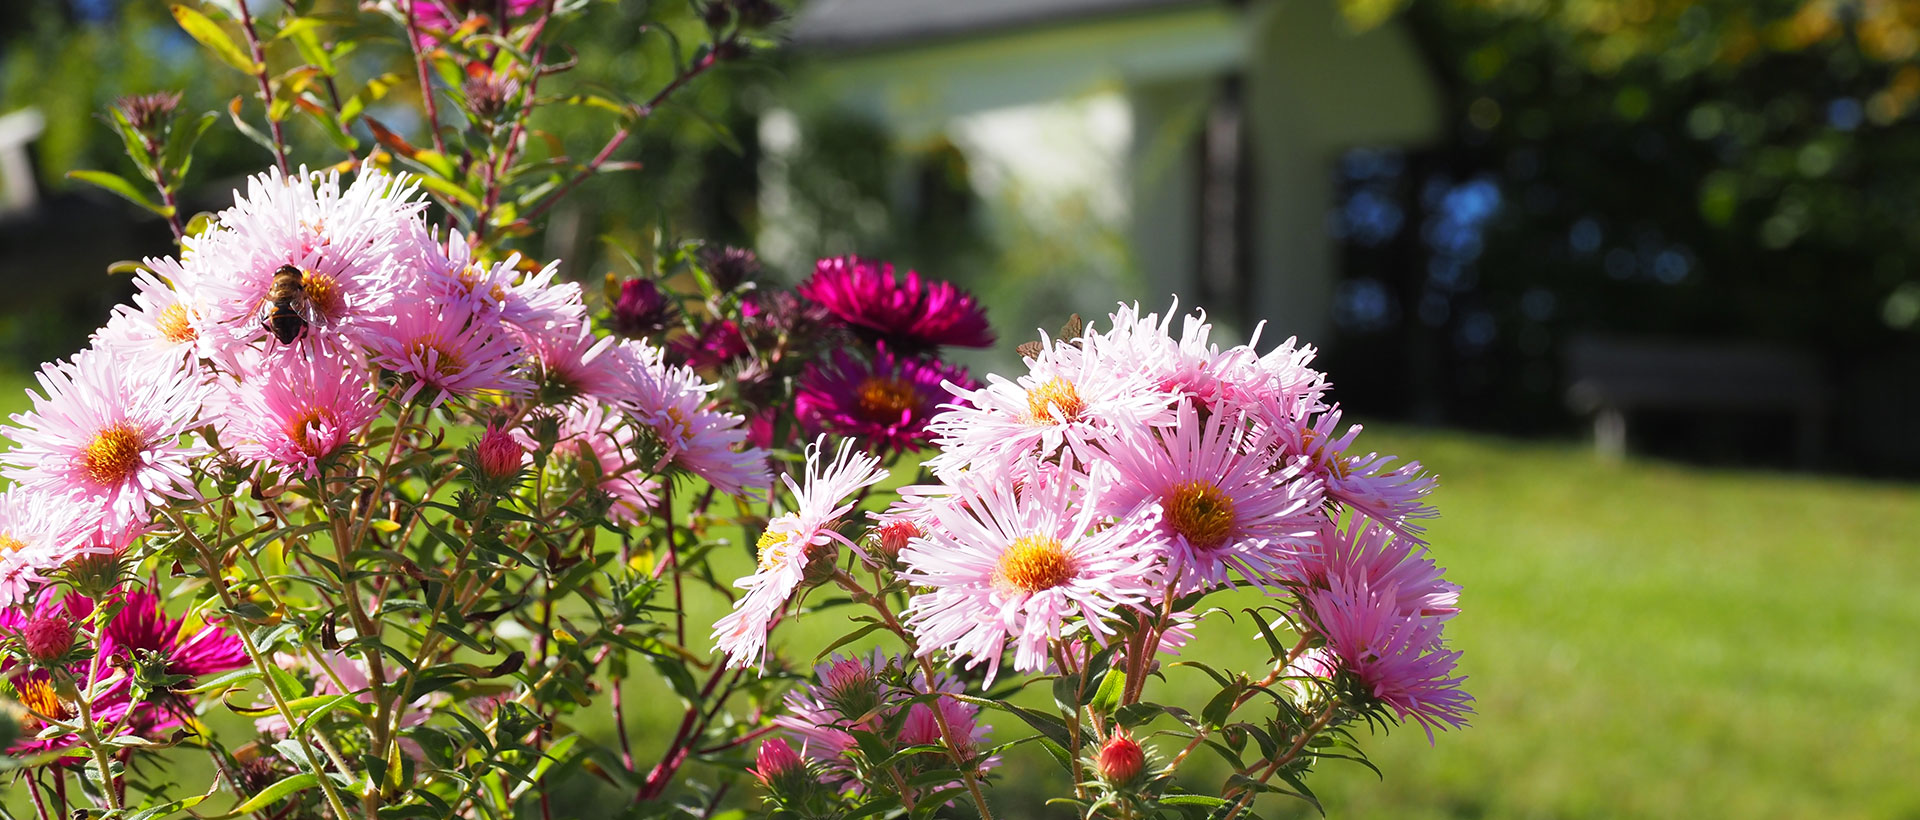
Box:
258, 264, 318, 344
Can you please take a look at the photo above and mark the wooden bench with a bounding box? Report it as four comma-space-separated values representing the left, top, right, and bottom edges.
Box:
1563, 336, 1827, 465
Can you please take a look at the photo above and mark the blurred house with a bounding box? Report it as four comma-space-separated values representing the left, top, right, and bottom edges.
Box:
0, 106, 155, 367
770, 0, 1442, 343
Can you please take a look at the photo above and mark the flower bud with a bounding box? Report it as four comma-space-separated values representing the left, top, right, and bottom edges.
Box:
1096, 731, 1146, 784
612, 278, 675, 338
463, 71, 522, 121
701, 246, 760, 292
476, 424, 526, 482
749, 737, 808, 792
115, 91, 181, 135
876, 519, 920, 559
21, 615, 74, 663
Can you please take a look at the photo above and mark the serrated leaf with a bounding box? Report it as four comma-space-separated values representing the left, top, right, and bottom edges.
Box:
171, 5, 262, 74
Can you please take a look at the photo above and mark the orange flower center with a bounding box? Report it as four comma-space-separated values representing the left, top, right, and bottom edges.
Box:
0, 532, 24, 554
407, 338, 466, 379
17, 677, 68, 723
993, 535, 1075, 596
303, 270, 346, 319
156, 303, 196, 343
81, 423, 144, 486
1026, 377, 1086, 424
1300, 428, 1350, 479
856, 377, 918, 420
1163, 479, 1236, 550
285, 408, 337, 457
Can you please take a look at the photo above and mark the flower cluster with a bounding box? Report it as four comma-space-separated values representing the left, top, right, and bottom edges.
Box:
0, 166, 771, 767
714, 299, 1471, 816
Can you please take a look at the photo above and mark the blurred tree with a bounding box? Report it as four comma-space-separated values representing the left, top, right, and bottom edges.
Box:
1323, 0, 1920, 474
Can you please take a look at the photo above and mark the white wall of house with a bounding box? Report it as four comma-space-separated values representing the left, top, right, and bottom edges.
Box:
768, 0, 1441, 347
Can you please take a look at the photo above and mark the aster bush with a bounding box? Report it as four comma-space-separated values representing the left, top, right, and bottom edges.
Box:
1, 1, 1470, 818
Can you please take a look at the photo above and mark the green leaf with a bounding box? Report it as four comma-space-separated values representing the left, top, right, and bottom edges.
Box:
171, 4, 263, 74
278, 17, 335, 75
1088, 666, 1127, 717
162, 111, 218, 180
813, 621, 888, 663
66, 170, 172, 216
219, 773, 319, 817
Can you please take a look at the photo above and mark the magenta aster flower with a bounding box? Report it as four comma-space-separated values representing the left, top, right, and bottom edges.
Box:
1095, 402, 1322, 595
668, 318, 748, 371
795, 346, 975, 454
1305, 574, 1472, 741
615, 342, 768, 496
368, 298, 531, 407
611, 278, 675, 338
799, 256, 994, 352
182, 167, 430, 363
87, 589, 249, 682
221, 345, 381, 480
1282, 406, 1437, 540
2, 349, 209, 533
402, 0, 542, 47
714, 437, 886, 669
554, 401, 659, 525
898, 462, 1159, 682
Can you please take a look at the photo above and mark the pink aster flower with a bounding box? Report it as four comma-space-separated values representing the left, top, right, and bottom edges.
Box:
182, 167, 430, 362
926, 332, 1169, 477
773, 649, 997, 792
1095, 402, 1323, 595
554, 402, 659, 525
422, 230, 586, 334
615, 342, 768, 496
368, 298, 531, 407
795, 346, 975, 455
898, 460, 1159, 682
2, 349, 209, 533
1290, 518, 1459, 620
799, 256, 994, 352
520, 320, 624, 405
1305, 574, 1472, 741
92, 261, 216, 367
713, 437, 886, 669
1281, 406, 1437, 539
0, 489, 89, 607
221, 345, 381, 479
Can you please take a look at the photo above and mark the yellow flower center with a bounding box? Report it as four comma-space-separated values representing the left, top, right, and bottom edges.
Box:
1163, 479, 1236, 550
992, 535, 1075, 596
856, 377, 918, 421
303, 270, 346, 319
1026, 377, 1086, 424
756, 527, 795, 573
0, 532, 24, 554
407, 338, 465, 379
17, 677, 68, 723
80, 423, 145, 486
156, 303, 196, 343
661, 406, 692, 441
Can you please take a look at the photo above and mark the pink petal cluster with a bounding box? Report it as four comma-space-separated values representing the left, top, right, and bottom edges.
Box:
771, 649, 996, 793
